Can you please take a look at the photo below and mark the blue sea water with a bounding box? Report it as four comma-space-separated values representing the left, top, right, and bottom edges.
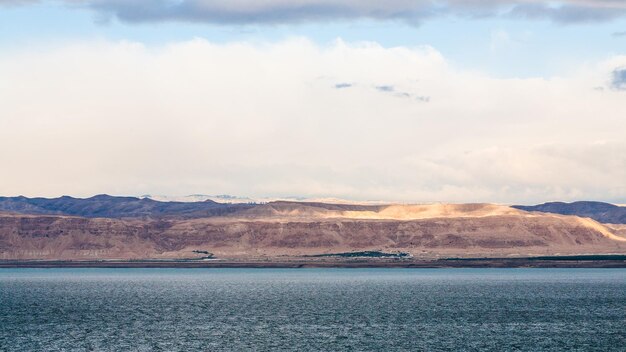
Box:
0, 268, 625, 351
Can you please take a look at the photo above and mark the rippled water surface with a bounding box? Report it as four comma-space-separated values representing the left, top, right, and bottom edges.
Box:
1, 268, 625, 351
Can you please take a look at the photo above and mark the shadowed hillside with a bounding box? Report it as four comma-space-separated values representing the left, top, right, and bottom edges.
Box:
0, 195, 253, 219
513, 201, 626, 224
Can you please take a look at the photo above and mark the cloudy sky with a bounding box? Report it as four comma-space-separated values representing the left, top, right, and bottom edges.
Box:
1, 0, 625, 204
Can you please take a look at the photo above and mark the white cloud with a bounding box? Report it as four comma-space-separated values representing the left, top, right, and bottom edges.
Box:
0, 38, 625, 203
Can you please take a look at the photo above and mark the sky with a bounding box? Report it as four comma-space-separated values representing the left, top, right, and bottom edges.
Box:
0, 0, 625, 204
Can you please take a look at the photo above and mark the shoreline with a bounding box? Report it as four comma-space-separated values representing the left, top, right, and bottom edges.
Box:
1, 255, 626, 268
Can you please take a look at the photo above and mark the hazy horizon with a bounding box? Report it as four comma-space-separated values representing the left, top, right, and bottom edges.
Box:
2, 192, 626, 207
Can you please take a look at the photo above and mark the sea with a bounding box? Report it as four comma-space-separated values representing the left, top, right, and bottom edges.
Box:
0, 268, 625, 351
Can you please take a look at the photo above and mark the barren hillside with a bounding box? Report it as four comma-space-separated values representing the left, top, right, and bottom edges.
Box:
1, 201, 625, 261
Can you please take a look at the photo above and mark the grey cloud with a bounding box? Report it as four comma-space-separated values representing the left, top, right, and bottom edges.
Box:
375, 85, 395, 93
375, 85, 429, 102
4, 0, 626, 25
614, 31, 626, 36
334, 83, 352, 89
84, 0, 435, 25
395, 92, 412, 98
510, 3, 626, 23
0, 0, 38, 5
611, 68, 626, 90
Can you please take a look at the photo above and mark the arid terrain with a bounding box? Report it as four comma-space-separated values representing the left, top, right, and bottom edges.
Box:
1, 196, 625, 264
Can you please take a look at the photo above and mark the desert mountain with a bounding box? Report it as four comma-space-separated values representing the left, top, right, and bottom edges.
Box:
513, 201, 626, 224
1, 197, 625, 261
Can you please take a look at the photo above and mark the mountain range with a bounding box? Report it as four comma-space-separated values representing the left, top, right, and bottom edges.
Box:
1, 195, 625, 261
2, 195, 625, 224
0, 194, 252, 219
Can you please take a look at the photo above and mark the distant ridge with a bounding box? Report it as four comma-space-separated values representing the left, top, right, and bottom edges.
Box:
1, 196, 626, 261
3, 196, 626, 224
513, 201, 626, 224
0, 194, 252, 219
142, 194, 387, 205
143, 194, 259, 204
